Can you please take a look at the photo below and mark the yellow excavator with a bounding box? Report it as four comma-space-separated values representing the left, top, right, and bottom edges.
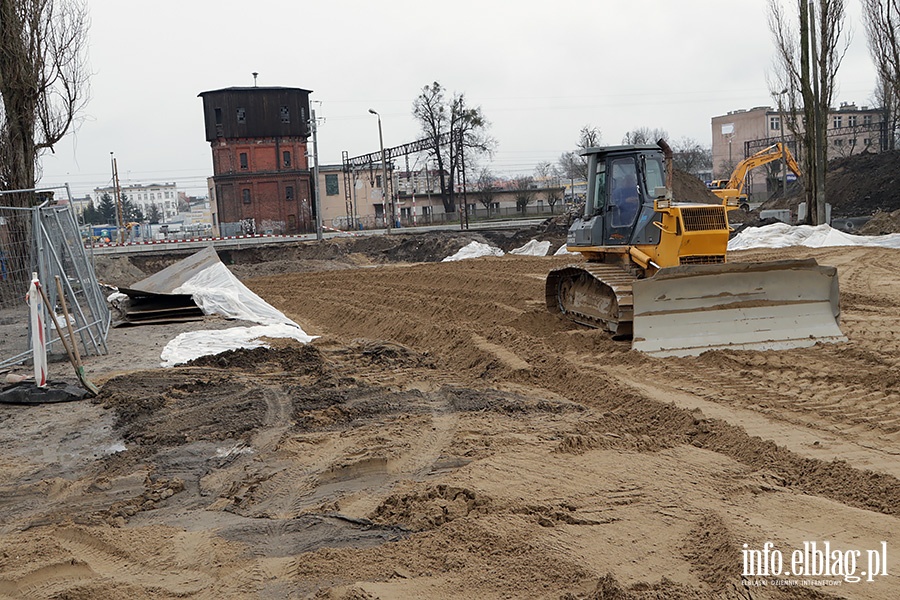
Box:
708, 142, 802, 211
546, 140, 846, 357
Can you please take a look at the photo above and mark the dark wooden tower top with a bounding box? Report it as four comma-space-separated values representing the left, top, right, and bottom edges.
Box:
199, 86, 312, 141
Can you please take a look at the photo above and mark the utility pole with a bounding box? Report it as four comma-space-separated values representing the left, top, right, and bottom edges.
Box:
110, 153, 124, 244
310, 108, 323, 241
460, 134, 469, 230
368, 109, 391, 233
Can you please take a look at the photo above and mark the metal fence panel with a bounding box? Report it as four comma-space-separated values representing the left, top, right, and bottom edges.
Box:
0, 191, 110, 370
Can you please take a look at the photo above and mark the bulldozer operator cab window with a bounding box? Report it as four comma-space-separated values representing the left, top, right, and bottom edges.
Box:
589, 162, 607, 217
609, 159, 640, 229
642, 155, 666, 196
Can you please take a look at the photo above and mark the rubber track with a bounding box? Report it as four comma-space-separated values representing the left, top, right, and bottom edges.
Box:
546, 263, 637, 335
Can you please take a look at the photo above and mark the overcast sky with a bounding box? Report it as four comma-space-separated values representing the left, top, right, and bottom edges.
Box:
38, 0, 877, 198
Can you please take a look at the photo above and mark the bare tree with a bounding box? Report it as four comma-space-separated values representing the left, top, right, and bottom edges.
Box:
412, 83, 450, 211
472, 168, 498, 216
544, 187, 563, 214
671, 137, 712, 177
512, 176, 536, 212
871, 76, 900, 150
532, 161, 557, 187
769, 0, 849, 224
862, 0, 900, 150
0, 0, 90, 202
412, 82, 494, 214
535, 161, 564, 213
557, 124, 602, 194
621, 127, 668, 145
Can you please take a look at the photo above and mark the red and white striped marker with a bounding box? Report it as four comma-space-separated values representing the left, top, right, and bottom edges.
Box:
26, 274, 47, 387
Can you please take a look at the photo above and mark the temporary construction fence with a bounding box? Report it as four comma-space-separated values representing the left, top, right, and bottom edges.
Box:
0, 186, 110, 371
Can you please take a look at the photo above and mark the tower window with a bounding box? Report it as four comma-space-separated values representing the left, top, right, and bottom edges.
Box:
214, 108, 222, 125
242, 188, 251, 204
280, 106, 290, 123
286, 186, 294, 201
283, 151, 291, 167
239, 152, 248, 169
237, 107, 246, 123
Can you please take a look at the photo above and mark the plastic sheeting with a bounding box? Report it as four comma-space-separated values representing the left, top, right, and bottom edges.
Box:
129, 246, 316, 367
554, 244, 577, 256
160, 323, 315, 367
509, 239, 551, 256
173, 260, 297, 326
728, 223, 900, 251
442, 241, 504, 262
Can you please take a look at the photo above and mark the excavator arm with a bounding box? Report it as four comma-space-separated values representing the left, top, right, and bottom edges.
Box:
725, 143, 802, 194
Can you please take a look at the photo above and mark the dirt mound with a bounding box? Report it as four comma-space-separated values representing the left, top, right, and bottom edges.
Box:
563, 573, 727, 600
93, 227, 568, 286
98, 370, 267, 450
371, 485, 491, 531
748, 150, 900, 221
827, 149, 900, 216
185, 343, 327, 374
857, 207, 900, 235
672, 169, 721, 203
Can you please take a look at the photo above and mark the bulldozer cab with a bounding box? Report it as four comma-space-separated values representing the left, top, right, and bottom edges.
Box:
574, 145, 664, 247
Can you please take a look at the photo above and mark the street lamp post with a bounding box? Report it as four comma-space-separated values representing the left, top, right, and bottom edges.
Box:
368, 109, 391, 233
310, 108, 323, 241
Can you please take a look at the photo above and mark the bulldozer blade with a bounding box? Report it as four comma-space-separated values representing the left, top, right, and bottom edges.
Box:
631, 259, 847, 357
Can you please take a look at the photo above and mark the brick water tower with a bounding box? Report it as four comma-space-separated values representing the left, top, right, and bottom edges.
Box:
199, 85, 313, 235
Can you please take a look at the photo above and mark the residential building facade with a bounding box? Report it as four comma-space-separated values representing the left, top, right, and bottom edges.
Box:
91, 182, 179, 222
199, 86, 313, 236
315, 164, 566, 229
316, 164, 450, 229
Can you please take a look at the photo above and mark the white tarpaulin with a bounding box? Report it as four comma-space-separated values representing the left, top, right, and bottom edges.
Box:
509, 239, 551, 256
173, 260, 296, 326
729, 223, 900, 251
442, 241, 504, 262
123, 246, 316, 366
160, 323, 315, 367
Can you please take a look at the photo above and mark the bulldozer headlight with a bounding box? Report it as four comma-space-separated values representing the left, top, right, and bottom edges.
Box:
655, 199, 670, 210
726, 196, 739, 207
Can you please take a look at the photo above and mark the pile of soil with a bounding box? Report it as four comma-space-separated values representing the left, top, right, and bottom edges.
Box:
94, 224, 572, 287
756, 149, 900, 229
857, 208, 900, 235
827, 150, 900, 217
671, 169, 720, 203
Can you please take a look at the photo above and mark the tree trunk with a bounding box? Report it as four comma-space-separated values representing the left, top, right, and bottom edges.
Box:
0, 0, 39, 201
799, 0, 819, 224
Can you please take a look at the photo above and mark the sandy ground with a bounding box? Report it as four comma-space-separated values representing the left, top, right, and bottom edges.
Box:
1, 240, 899, 599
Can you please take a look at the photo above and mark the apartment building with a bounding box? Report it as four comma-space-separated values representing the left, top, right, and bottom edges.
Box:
91, 182, 179, 221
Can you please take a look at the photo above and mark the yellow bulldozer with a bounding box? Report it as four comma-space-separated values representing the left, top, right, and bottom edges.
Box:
546, 141, 846, 357
708, 142, 802, 211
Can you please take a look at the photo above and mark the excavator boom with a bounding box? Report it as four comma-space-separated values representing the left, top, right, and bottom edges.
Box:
710, 143, 802, 206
